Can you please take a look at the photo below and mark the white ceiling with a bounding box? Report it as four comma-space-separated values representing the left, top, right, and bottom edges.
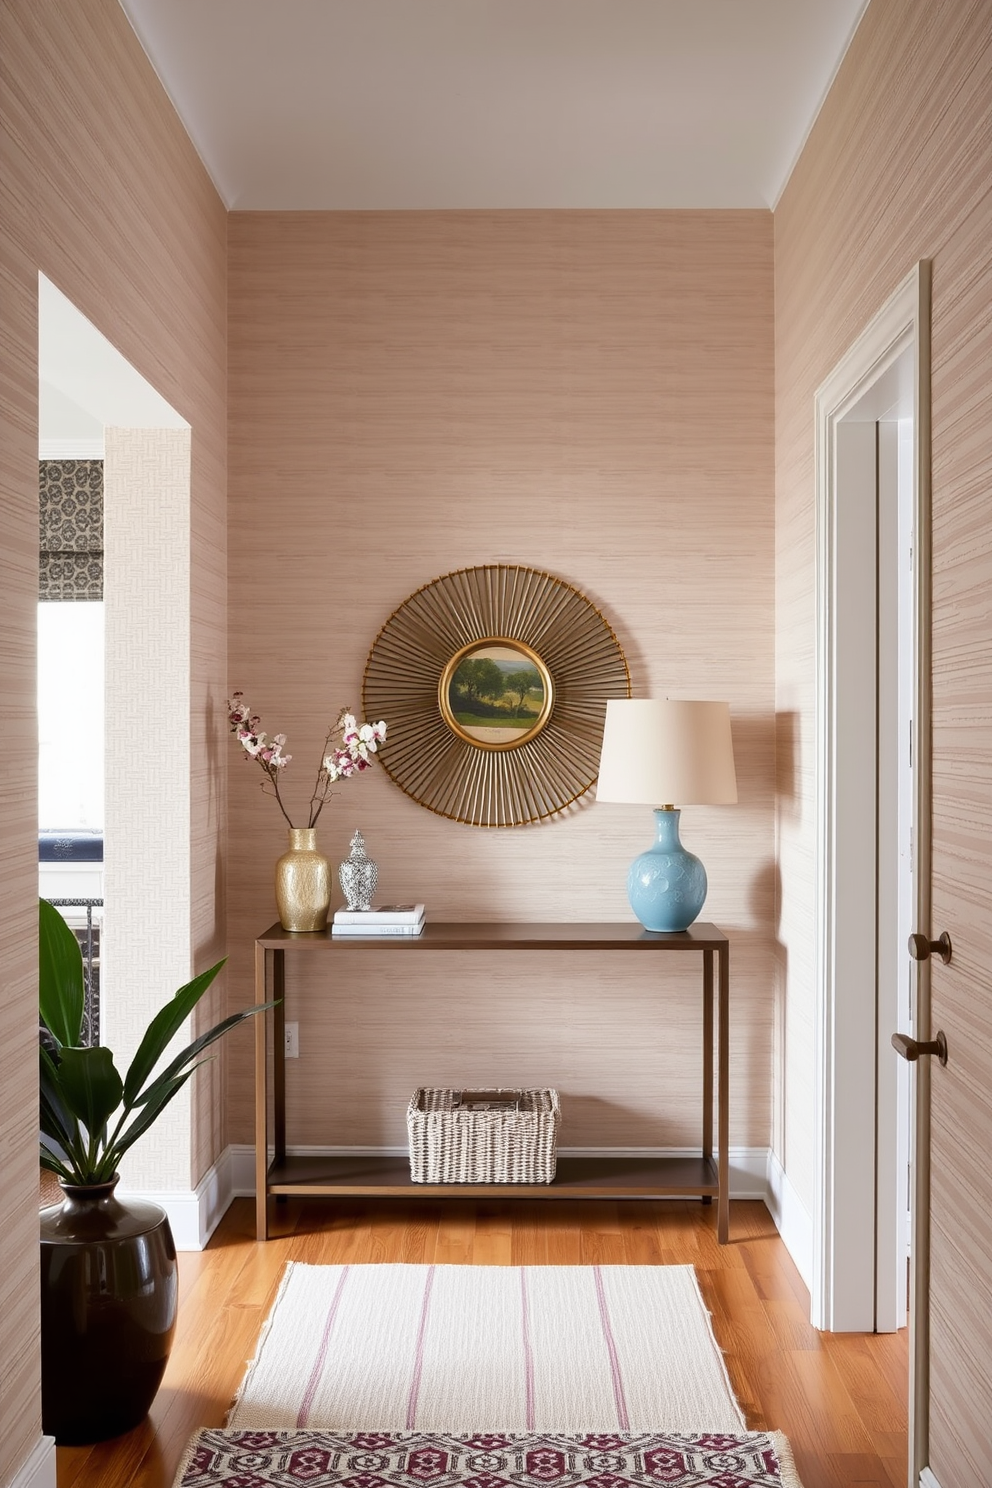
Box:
119, 0, 868, 211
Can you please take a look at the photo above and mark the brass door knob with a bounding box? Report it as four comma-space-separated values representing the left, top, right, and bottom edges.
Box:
908, 931, 952, 964
891, 1030, 949, 1066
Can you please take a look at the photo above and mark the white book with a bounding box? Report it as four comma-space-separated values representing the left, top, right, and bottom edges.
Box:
331, 921, 424, 937
332, 903, 425, 926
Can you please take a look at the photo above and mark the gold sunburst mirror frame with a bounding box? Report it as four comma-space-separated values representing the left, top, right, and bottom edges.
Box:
363, 564, 630, 827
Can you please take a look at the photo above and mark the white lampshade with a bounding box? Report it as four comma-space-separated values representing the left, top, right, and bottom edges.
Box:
596, 699, 738, 806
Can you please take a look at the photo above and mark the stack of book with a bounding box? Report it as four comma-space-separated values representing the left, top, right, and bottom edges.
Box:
331, 903, 425, 937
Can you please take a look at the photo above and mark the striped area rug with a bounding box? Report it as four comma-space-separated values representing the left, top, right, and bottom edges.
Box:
227, 1263, 745, 1434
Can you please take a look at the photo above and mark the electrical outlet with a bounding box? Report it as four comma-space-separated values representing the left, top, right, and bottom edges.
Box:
284, 1021, 299, 1059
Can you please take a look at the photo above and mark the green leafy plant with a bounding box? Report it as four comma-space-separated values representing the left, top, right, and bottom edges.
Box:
39, 898, 267, 1187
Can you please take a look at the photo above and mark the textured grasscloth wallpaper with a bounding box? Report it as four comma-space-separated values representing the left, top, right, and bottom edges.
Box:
226, 210, 777, 1154
4, 0, 990, 1479
0, 1, 226, 1475
775, 0, 992, 1478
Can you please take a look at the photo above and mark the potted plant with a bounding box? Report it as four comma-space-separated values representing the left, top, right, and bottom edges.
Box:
38, 897, 268, 1444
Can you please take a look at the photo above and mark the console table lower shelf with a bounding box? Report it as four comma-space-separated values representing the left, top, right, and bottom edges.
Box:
253, 920, 730, 1242
265, 1152, 720, 1201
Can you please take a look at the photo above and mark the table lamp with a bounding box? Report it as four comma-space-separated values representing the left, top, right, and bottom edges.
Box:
596, 698, 737, 932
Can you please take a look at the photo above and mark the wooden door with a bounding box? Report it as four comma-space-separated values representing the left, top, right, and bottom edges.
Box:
919, 245, 992, 1487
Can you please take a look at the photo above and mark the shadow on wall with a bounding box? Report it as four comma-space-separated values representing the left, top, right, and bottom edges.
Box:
775, 710, 801, 822
748, 859, 779, 935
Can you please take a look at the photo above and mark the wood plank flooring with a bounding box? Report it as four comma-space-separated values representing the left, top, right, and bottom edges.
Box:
55, 1199, 908, 1488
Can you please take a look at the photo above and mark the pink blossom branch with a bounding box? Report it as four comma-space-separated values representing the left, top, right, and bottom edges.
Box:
306, 720, 342, 828
227, 693, 385, 831
264, 769, 296, 828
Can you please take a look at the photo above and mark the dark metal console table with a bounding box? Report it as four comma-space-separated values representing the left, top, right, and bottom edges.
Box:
254, 921, 730, 1242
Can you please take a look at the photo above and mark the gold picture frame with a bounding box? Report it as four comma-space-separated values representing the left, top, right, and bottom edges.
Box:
363, 564, 630, 827
438, 637, 554, 751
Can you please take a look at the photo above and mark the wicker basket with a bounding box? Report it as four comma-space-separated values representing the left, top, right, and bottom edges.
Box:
407, 1087, 560, 1184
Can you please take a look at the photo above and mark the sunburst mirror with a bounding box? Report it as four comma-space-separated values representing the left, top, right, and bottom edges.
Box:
363, 564, 630, 827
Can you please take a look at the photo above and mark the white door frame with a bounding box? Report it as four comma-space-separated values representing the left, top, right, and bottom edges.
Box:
812, 253, 932, 1365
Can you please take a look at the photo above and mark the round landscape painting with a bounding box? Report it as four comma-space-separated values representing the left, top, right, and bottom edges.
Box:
439, 639, 553, 748
362, 562, 630, 826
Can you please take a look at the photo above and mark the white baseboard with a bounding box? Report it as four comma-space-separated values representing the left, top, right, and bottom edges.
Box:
765, 1149, 814, 1292
8, 1436, 56, 1488
725, 1146, 771, 1199
139, 1142, 786, 1252
228, 1144, 425, 1200
229, 1142, 259, 1197
228, 1143, 771, 1200
113, 1143, 818, 1348
117, 1145, 239, 1251
919, 1469, 942, 1488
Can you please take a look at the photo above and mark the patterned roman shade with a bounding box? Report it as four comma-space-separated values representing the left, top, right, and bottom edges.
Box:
39, 459, 104, 600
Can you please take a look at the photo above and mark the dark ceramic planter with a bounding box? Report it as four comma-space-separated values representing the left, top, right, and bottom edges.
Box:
39, 1176, 178, 1444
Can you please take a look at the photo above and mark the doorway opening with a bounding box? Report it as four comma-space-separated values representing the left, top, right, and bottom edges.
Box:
813, 262, 932, 1335
38, 273, 196, 1195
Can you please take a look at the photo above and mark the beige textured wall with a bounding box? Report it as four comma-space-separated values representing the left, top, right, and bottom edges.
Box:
775, 0, 992, 1309
0, 1, 226, 1476
104, 429, 200, 1193
227, 210, 777, 1153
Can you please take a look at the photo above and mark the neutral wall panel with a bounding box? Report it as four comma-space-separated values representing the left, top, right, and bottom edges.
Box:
927, 187, 992, 1488
0, 276, 48, 1487
0, 2, 226, 1473
775, 0, 992, 1476
227, 210, 776, 1153
775, 0, 992, 1211
104, 429, 194, 1191
274, 943, 775, 1153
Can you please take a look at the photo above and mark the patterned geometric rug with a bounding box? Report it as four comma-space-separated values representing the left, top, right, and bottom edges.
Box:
173, 1429, 805, 1488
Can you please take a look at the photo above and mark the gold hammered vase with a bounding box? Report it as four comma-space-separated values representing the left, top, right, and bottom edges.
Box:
274, 828, 331, 932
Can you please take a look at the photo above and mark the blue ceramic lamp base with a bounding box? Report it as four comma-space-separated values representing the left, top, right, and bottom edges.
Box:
627, 807, 707, 933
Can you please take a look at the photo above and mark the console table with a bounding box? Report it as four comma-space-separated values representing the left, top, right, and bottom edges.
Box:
253, 921, 729, 1243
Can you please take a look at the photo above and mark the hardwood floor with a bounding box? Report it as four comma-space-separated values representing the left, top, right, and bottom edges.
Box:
55, 1198, 908, 1488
